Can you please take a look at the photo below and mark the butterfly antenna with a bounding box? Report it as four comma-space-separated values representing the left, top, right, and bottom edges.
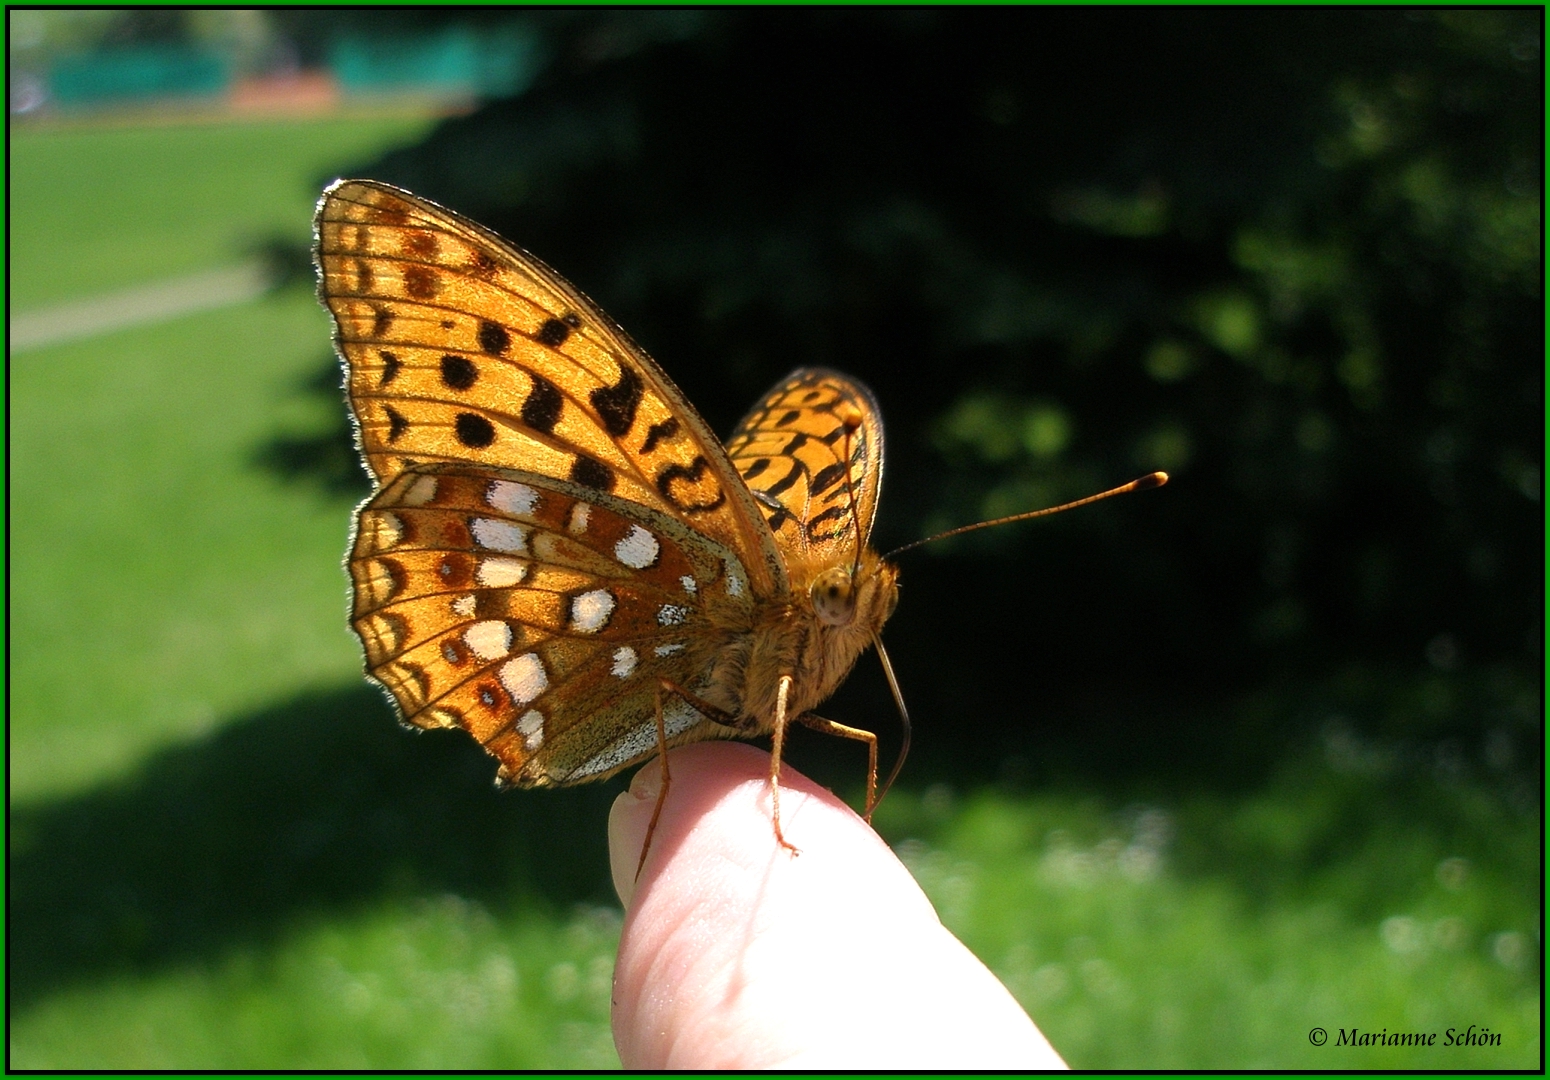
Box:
837, 404, 866, 578
884, 472, 1169, 559
871, 633, 911, 810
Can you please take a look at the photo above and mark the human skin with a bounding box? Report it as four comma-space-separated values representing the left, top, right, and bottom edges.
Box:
607, 742, 1069, 1069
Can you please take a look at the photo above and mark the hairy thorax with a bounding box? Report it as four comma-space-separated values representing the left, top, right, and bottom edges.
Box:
696, 548, 900, 731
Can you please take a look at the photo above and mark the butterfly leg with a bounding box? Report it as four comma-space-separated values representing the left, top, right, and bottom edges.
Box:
650, 681, 796, 858
635, 681, 674, 883
796, 713, 880, 821
636, 678, 745, 881
768, 675, 801, 857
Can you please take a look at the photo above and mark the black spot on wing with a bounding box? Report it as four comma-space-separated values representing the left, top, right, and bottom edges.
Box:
371, 305, 394, 337
378, 351, 402, 386
591, 364, 644, 437
641, 417, 679, 454
385, 406, 409, 443
657, 456, 726, 513
478, 320, 510, 356
741, 457, 771, 480
535, 318, 571, 347
521, 373, 563, 434
354, 259, 373, 292
455, 412, 496, 448
476, 682, 505, 710
776, 409, 801, 426
440, 354, 478, 391
570, 454, 616, 492
780, 432, 809, 455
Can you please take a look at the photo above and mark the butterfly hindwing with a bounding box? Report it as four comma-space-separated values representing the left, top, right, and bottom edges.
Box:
725, 368, 886, 562
347, 463, 751, 785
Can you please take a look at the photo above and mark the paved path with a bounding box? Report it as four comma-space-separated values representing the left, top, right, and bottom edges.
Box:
10, 260, 275, 353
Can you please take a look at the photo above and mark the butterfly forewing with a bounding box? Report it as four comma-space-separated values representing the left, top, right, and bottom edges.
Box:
315, 179, 786, 595
349, 463, 748, 784
725, 368, 886, 560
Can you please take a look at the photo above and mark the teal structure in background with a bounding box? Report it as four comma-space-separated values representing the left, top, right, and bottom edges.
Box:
42, 26, 540, 110
48, 46, 231, 105
329, 26, 540, 99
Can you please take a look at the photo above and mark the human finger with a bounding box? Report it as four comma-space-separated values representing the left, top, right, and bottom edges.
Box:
607, 741, 1067, 1069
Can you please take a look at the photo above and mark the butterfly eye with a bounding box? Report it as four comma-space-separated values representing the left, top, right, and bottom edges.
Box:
810, 566, 857, 627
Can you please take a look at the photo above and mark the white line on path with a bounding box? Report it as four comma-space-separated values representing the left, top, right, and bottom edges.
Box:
10, 260, 275, 353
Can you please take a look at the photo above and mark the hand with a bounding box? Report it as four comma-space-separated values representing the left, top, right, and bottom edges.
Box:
607, 742, 1068, 1069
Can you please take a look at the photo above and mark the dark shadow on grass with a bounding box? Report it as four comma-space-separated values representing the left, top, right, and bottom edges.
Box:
10, 684, 625, 1011
251, 353, 372, 498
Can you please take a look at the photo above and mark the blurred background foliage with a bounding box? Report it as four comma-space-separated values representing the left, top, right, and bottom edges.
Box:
10, 7, 1540, 1069
284, 7, 1540, 784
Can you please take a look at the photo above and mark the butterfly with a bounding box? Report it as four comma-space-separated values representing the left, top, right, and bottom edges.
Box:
314, 180, 1166, 869
314, 179, 907, 865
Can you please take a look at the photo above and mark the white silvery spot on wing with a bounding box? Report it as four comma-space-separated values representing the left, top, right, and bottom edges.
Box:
486, 480, 539, 516
402, 474, 439, 506
477, 557, 528, 587
566, 502, 591, 535
472, 518, 529, 554
464, 620, 513, 661
517, 708, 544, 750
654, 643, 685, 656
611, 645, 637, 678
569, 589, 616, 634
680, 575, 698, 594
657, 604, 689, 626
451, 594, 477, 618
499, 652, 548, 705
614, 525, 660, 569
723, 558, 745, 596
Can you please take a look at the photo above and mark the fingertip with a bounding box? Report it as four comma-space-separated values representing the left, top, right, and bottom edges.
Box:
609, 743, 939, 1067
607, 757, 662, 909
608, 743, 1064, 1068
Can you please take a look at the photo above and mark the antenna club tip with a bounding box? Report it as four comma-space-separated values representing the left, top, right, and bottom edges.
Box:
838, 403, 864, 433
1137, 471, 1169, 490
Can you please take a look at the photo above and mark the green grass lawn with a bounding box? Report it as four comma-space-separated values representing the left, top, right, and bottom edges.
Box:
11, 731, 1538, 1068
9, 115, 1540, 1069
12, 113, 435, 803
11, 115, 437, 309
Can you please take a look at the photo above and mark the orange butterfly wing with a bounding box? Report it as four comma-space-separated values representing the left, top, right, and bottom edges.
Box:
314, 179, 785, 593
348, 463, 751, 784
724, 368, 886, 565
315, 179, 791, 784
